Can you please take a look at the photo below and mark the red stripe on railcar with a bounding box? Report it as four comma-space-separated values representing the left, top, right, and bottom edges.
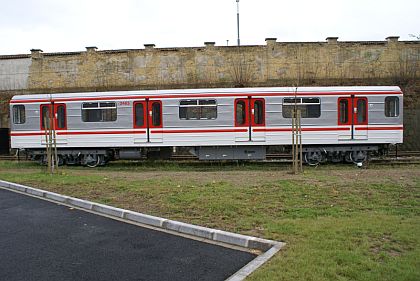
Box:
10, 130, 147, 136
252, 127, 351, 132
63, 130, 147, 135
150, 128, 248, 134
9, 132, 45, 136
355, 126, 403, 131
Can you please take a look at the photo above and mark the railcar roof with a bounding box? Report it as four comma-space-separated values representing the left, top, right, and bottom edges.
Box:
11, 86, 402, 101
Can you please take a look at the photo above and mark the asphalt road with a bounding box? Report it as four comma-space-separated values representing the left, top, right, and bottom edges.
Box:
0, 188, 255, 281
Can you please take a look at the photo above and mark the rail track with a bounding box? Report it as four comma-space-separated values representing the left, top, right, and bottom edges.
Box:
0, 155, 22, 161
1, 151, 419, 165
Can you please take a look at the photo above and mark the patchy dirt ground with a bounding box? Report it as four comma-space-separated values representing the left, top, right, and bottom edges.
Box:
1, 162, 419, 221
47, 163, 420, 187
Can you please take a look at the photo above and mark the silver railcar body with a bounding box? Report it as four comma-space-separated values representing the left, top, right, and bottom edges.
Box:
10, 86, 403, 164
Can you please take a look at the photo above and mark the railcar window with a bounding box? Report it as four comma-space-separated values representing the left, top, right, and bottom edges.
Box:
357, 99, 367, 123
282, 97, 320, 118
254, 100, 264, 124
57, 105, 66, 129
12, 105, 25, 124
339, 99, 348, 124
82, 102, 117, 122
135, 103, 144, 127
179, 99, 217, 120
236, 100, 246, 125
385, 97, 399, 117
151, 102, 161, 126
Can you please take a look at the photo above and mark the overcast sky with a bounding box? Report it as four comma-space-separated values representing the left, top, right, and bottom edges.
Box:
0, 0, 419, 55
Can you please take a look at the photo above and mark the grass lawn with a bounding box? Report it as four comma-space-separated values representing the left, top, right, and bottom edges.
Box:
0, 160, 419, 281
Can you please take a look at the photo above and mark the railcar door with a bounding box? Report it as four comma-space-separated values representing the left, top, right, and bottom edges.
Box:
148, 100, 163, 143
133, 101, 148, 143
133, 99, 163, 144
40, 103, 67, 145
234, 97, 265, 142
338, 96, 368, 140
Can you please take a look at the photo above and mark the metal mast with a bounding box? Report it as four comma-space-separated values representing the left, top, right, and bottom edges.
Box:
236, 0, 240, 46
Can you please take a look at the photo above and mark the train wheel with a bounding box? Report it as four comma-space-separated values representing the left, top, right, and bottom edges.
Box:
304, 151, 324, 166
349, 151, 368, 164
84, 154, 102, 168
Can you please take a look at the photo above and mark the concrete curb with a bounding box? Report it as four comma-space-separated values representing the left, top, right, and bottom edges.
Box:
226, 242, 285, 281
0, 179, 285, 280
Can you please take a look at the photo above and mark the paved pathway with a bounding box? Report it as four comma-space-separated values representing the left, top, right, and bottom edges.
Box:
0, 188, 255, 281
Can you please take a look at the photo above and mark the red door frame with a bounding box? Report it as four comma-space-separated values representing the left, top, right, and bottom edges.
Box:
133, 99, 163, 142
338, 96, 368, 138
353, 97, 368, 126
234, 97, 265, 140
251, 98, 266, 126
148, 100, 163, 129
133, 101, 147, 129
234, 98, 265, 127
40, 103, 67, 131
338, 97, 351, 126
234, 98, 249, 127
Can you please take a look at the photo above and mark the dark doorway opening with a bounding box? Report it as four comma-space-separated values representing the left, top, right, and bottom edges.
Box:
0, 128, 10, 155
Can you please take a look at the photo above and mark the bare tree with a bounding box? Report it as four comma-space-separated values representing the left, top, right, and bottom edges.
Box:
390, 52, 418, 85
228, 51, 255, 87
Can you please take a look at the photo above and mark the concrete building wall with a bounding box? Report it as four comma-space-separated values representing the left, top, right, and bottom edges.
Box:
0, 37, 419, 149
0, 58, 31, 91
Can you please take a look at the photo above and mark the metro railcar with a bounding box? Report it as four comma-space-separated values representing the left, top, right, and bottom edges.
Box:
9, 86, 403, 166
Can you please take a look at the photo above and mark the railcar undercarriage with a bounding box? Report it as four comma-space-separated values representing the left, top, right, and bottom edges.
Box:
24, 144, 387, 167
298, 145, 383, 165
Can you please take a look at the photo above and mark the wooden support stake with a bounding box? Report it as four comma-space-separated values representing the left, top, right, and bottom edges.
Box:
297, 109, 303, 173
52, 104, 58, 171
49, 113, 54, 173
292, 113, 295, 173
291, 109, 303, 174
44, 117, 51, 173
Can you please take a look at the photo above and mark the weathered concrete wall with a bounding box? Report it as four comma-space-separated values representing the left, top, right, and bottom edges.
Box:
1, 37, 419, 94
0, 58, 31, 91
399, 81, 420, 151
0, 37, 419, 149
0, 57, 30, 127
